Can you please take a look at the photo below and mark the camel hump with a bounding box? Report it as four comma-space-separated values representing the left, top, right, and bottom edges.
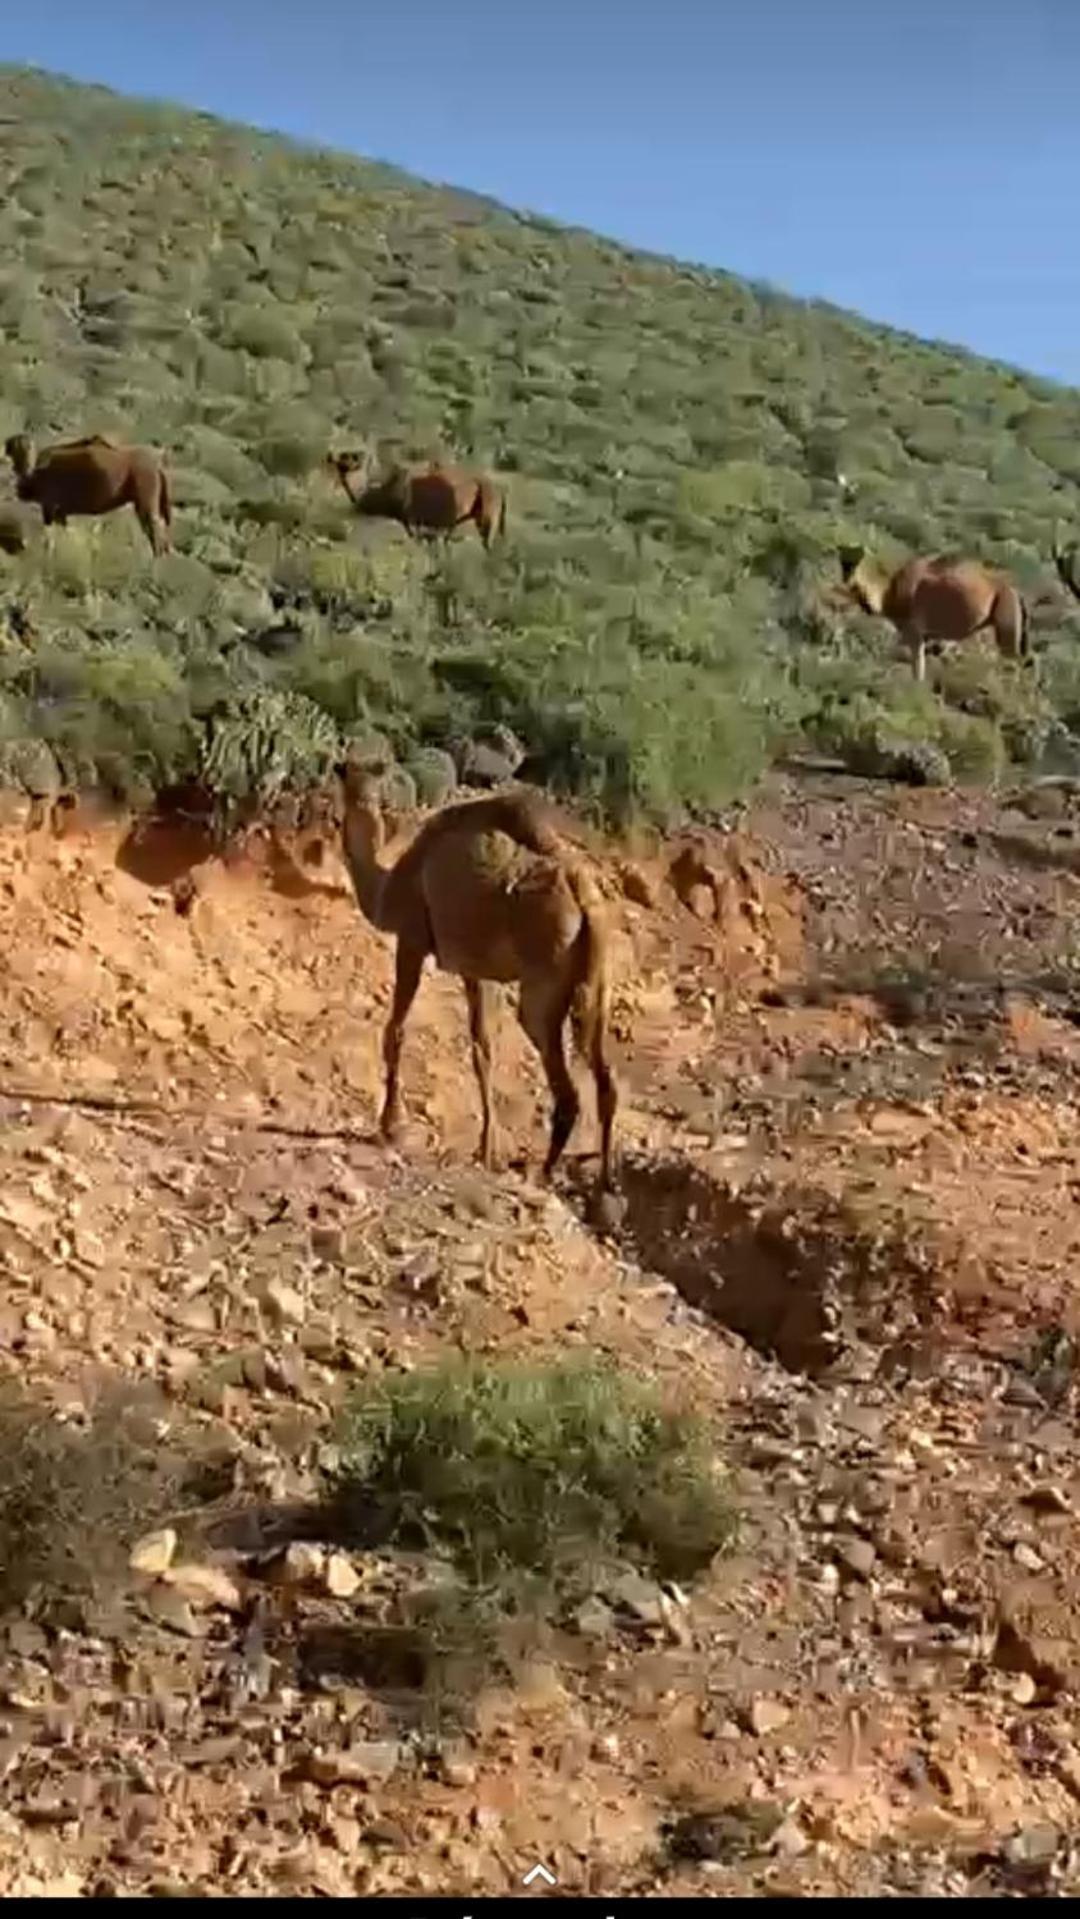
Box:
57, 433, 121, 452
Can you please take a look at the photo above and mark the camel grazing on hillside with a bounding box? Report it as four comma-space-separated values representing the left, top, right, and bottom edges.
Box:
334, 759, 618, 1190
327, 449, 506, 549
838, 547, 1028, 682
4, 433, 173, 556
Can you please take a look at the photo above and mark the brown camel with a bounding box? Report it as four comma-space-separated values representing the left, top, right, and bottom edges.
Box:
4, 432, 173, 556
838, 546, 1028, 682
334, 759, 618, 1190
327, 449, 507, 549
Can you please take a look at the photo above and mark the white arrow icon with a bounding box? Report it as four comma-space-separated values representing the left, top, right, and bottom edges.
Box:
522, 1863, 557, 1887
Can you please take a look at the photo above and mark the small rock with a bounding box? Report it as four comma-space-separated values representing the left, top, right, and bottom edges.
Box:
1012, 1672, 1038, 1705
608, 1570, 665, 1625
440, 1746, 478, 1789
745, 1697, 791, 1738
310, 1225, 346, 1263
1021, 1484, 1072, 1516
573, 1596, 615, 1639
143, 1586, 203, 1638
771, 1815, 810, 1859
1004, 1824, 1060, 1869
129, 1527, 178, 1577
164, 1562, 243, 1612
1013, 1541, 1045, 1573
303, 1741, 402, 1786
324, 1553, 361, 1599
272, 1541, 327, 1588
170, 1298, 217, 1335
264, 1279, 305, 1325
835, 1535, 877, 1581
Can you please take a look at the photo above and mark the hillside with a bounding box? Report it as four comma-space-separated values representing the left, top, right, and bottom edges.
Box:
2, 63, 1080, 819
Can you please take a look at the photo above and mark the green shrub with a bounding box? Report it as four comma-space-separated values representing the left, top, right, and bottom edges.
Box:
327, 1354, 735, 1589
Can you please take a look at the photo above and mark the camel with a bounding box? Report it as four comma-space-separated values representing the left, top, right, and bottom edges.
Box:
333, 758, 618, 1190
838, 546, 1028, 682
4, 432, 172, 556
327, 449, 506, 549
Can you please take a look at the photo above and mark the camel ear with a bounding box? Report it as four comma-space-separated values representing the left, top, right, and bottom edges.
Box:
838, 545, 864, 582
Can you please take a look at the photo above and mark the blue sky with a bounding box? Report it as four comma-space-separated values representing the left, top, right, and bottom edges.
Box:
5, 1, 1080, 383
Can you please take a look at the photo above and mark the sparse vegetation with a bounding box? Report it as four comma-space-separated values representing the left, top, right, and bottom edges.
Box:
327, 1354, 735, 1588
1, 65, 1080, 819
322, 1355, 735, 1720
0, 1379, 186, 1618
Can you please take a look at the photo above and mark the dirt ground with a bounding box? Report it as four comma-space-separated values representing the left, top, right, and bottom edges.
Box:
4, 769, 1080, 1896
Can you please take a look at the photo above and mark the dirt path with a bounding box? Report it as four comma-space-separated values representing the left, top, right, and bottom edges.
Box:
3, 774, 1080, 1895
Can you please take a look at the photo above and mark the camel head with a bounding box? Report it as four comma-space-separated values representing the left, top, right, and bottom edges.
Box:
3, 433, 34, 480
332, 750, 394, 813
837, 544, 883, 615
325, 447, 374, 504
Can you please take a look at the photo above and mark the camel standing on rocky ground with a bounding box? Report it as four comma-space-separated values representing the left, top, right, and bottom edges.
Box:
333, 760, 618, 1190
838, 546, 1028, 682
327, 450, 506, 549
4, 433, 173, 556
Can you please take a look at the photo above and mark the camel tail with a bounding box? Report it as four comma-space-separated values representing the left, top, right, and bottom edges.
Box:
497, 490, 507, 540
158, 463, 173, 529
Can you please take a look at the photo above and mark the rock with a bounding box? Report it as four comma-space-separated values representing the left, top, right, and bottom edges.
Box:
1013, 1541, 1045, 1573
302, 1741, 402, 1786
264, 1279, 305, 1325
129, 1527, 178, 1577
616, 861, 659, 908
170, 1297, 218, 1335
745, 1697, 791, 1738
608, 1570, 665, 1625
439, 1745, 478, 1788
835, 1535, 876, 1581
573, 1596, 615, 1639
1011, 1672, 1038, 1705
271, 1542, 327, 1588
456, 727, 525, 789
1003, 1825, 1060, 1870
310, 1224, 346, 1263
1021, 1484, 1071, 1516
164, 1562, 243, 1612
324, 1552, 361, 1599
143, 1586, 203, 1638
770, 1815, 810, 1859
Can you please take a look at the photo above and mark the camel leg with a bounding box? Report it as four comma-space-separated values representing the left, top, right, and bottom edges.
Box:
380, 941, 425, 1143
463, 977, 498, 1170
591, 1037, 618, 1193
135, 506, 163, 557
569, 994, 619, 1192
519, 979, 580, 1182
905, 628, 927, 683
